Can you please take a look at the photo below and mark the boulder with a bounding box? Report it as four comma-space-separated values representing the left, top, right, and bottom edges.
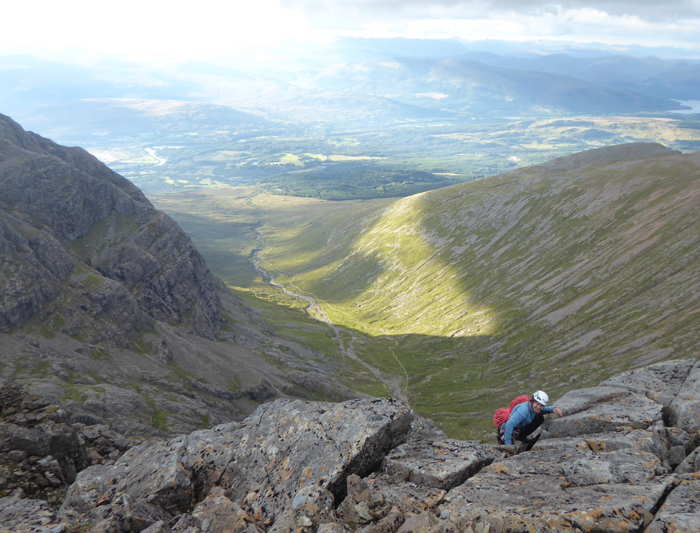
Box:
218, 398, 413, 522
59, 398, 413, 533
0, 496, 62, 533
59, 435, 222, 528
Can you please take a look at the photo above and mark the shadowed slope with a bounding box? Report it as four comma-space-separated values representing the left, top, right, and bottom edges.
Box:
256, 143, 700, 437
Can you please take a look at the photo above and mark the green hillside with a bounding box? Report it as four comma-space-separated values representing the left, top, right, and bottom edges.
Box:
251, 143, 700, 439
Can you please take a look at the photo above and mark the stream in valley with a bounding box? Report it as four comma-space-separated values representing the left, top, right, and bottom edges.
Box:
252, 229, 409, 404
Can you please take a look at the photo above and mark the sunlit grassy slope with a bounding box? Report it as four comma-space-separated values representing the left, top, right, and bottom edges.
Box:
149, 188, 394, 400
254, 144, 700, 439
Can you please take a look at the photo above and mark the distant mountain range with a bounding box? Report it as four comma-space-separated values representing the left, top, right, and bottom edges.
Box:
300, 56, 676, 115
1, 44, 697, 138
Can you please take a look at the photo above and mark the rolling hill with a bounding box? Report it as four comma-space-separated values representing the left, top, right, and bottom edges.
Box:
251, 143, 700, 438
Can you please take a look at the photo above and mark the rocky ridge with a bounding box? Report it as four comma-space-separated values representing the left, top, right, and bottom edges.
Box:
0, 111, 221, 341
2, 358, 698, 533
0, 113, 362, 437
0, 382, 140, 505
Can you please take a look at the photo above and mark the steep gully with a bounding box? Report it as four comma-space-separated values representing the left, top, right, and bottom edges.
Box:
252, 228, 410, 405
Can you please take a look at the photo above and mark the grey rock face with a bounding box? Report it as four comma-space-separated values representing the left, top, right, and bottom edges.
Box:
0, 382, 139, 506
0, 211, 74, 332
217, 398, 413, 512
542, 386, 663, 438
667, 360, 700, 440
676, 445, 700, 474
599, 359, 696, 406
7, 359, 700, 533
646, 475, 700, 533
0, 496, 64, 533
58, 398, 412, 533
381, 418, 503, 490
0, 112, 221, 340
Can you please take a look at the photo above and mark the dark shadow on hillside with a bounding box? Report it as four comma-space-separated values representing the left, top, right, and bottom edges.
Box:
238, 149, 700, 441
151, 149, 700, 442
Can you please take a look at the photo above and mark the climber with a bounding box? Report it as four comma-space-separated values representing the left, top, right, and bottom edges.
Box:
497, 390, 563, 448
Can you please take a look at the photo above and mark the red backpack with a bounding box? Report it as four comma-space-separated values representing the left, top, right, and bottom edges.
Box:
493, 395, 530, 427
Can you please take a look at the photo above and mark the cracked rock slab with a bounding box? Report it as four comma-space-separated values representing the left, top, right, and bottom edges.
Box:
646, 475, 700, 533
542, 388, 663, 438
217, 398, 413, 523
441, 478, 676, 533
536, 429, 673, 471
439, 445, 674, 533
667, 360, 700, 438
599, 359, 696, 407
381, 417, 505, 491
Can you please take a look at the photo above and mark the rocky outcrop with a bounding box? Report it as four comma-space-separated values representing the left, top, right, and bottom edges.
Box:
4, 359, 699, 533
0, 113, 363, 439
0, 112, 221, 341
0, 382, 140, 506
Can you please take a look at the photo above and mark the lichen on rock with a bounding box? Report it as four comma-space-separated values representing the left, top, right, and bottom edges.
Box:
3, 360, 700, 533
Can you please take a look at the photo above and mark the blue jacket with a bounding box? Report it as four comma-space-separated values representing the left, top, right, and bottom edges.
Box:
503, 401, 554, 445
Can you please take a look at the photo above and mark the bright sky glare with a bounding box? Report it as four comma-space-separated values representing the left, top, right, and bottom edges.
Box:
2, 0, 700, 61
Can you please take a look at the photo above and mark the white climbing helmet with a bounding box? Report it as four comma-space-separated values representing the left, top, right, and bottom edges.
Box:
533, 390, 549, 406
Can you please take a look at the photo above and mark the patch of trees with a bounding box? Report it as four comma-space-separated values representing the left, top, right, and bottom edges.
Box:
258, 163, 461, 200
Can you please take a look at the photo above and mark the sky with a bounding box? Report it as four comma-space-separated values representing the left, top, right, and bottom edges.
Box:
2, 0, 700, 63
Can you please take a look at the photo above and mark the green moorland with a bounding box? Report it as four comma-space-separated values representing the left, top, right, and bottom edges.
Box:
152, 144, 700, 441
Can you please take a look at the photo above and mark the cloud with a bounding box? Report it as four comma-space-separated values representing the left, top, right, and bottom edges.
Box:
284, 0, 700, 22
487, 0, 700, 21
2, 0, 699, 61
278, 0, 700, 52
